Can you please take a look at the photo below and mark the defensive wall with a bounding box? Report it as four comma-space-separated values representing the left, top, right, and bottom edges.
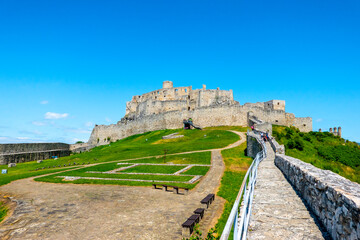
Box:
275, 154, 360, 239
0, 143, 71, 165
253, 130, 360, 240
246, 127, 360, 239
88, 81, 312, 146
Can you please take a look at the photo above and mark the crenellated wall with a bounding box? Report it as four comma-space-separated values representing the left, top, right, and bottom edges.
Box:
88, 81, 312, 146
89, 104, 312, 146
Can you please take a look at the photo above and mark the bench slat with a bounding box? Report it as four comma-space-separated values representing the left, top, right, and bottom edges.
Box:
182, 219, 195, 228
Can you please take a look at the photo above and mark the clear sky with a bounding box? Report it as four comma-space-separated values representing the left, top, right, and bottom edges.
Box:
0, 0, 359, 144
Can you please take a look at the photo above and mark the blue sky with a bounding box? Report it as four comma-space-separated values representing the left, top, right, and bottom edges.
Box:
0, 0, 359, 143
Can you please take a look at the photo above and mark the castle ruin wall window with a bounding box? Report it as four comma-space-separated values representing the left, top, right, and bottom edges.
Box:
303, 124, 306, 126
275, 120, 278, 122
185, 89, 187, 93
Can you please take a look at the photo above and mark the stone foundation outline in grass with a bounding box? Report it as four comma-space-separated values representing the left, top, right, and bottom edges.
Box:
59, 176, 197, 184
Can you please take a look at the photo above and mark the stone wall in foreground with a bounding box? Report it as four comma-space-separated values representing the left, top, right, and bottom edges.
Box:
275, 154, 360, 240
246, 132, 263, 158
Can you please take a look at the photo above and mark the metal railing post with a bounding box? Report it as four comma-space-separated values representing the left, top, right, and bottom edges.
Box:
220, 131, 267, 240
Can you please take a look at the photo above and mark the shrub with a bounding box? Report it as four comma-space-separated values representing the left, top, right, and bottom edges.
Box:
287, 139, 296, 149
294, 137, 304, 151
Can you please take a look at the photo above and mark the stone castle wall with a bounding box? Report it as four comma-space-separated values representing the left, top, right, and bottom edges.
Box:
275, 154, 360, 239
88, 103, 312, 146
87, 81, 312, 146
125, 82, 236, 118
0, 143, 71, 165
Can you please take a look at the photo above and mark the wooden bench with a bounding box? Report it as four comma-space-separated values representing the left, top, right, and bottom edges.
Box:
152, 184, 189, 194
188, 214, 201, 224
194, 208, 205, 219
200, 194, 215, 208
182, 218, 196, 237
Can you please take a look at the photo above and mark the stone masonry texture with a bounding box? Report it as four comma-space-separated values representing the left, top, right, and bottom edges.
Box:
275, 154, 360, 240
247, 139, 325, 239
87, 81, 312, 147
0, 143, 70, 165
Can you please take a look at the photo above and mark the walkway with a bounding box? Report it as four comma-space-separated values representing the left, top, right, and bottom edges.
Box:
0, 131, 245, 240
247, 142, 325, 239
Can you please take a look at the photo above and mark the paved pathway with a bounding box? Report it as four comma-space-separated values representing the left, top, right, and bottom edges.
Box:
0, 131, 245, 240
247, 142, 326, 240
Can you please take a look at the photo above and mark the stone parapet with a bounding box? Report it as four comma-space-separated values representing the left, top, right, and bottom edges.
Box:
275, 154, 360, 240
269, 136, 285, 154
246, 131, 263, 158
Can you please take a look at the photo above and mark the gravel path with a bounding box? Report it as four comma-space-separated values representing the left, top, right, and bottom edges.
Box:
0, 131, 245, 240
247, 142, 326, 239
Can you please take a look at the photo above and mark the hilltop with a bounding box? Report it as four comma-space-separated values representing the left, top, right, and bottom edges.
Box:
273, 125, 360, 184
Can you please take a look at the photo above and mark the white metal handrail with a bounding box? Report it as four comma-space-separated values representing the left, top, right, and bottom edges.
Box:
220, 130, 267, 240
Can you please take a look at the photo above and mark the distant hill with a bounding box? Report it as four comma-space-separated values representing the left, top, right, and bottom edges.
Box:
273, 125, 360, 184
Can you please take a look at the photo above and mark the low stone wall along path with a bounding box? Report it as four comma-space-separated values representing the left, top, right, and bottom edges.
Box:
247, 142, 327, 239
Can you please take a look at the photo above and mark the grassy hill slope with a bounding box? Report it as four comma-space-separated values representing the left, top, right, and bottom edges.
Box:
0, 128, 239, 186
273, 125, 360, 184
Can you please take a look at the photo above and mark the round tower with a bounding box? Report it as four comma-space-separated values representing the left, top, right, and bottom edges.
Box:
163, 81, 173, 89
329, 128, 333, 133
338, 127, 342, 138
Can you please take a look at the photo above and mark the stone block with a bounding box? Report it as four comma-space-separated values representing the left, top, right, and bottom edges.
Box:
275, 152, 360, 240
8, 163, 16, 167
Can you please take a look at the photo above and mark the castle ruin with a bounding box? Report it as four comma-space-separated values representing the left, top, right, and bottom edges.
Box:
319, 127, 342, 138
87, 81, 312, 146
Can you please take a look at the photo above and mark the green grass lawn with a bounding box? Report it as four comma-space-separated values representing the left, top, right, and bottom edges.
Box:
39, 171, 194, 181
273, 125, 360, 184
70, 128, 238, 164
0, 129, 236, 186
182, 166, 210, 175
35, 151, 212, 187
0, 201, 7, 223
116, 151, 211, 165
205, 126, 249, 132
215, 141, 253, 238
0, 165, 79, 186
36, 177, 195, 189
119, 165, 185, 174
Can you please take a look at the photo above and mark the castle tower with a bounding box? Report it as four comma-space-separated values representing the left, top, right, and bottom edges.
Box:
329, 128, 333, 133
334, 127, 337, 134
338, 127, 342, 138
319, 128, 322, 132
163, 81, 173, 89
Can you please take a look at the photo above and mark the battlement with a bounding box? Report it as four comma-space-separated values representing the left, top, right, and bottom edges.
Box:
319, 126, 342, 138
88, 81, 312, 146
125, 81, 237, 118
